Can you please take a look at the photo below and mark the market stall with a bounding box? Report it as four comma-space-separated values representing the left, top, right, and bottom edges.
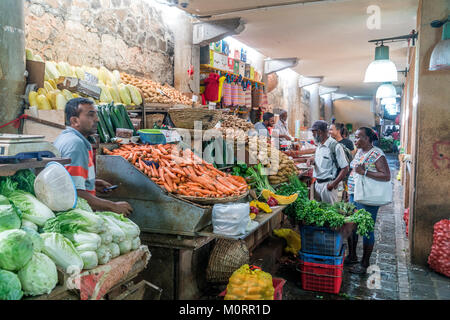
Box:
0, 146, 156, 300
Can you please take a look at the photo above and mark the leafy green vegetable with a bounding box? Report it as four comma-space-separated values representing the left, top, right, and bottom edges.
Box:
107, 243, 120, 258
79, 251, 98, 270
131, 237, 141, 250
96, 245, 112, 265
21, 220, 38, 232
118, 239, 132, 255
245, 163, 275, 193
0, 201, 21, 232
63, 230, 101, 252
0, 229, 34, 271
98, 231, 113, 245
44, 209, 105, 234
21, 227, 44, 252
0, 170, 36, 195
40, 232, 84, 273
18, 252, 58, 296
95, 211, 139, 240
0, 269, 23, 300
0, 180, 55, 227
99, 215, 126, 243
75, 198, 93, 212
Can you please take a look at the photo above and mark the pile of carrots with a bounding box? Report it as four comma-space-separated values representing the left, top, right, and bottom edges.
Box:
103, 143, 248, 198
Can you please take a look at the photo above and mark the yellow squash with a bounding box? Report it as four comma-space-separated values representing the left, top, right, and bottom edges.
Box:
261, 190, 298, 205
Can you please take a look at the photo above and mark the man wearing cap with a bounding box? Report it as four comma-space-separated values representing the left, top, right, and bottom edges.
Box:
306, 120, 349, 204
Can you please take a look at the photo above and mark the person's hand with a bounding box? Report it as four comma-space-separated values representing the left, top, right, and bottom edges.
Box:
327, 182, 336, 191
306, 157, 315, 166
355, 164, 366, 175
112, 201, 133, 217
96, 179, 112, 194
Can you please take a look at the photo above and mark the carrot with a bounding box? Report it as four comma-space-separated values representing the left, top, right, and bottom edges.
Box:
225, 176, 243, 188
217, 176, 238, 190
163, 167, 177, 180
159, 167, 165, 183
152, 164, 159, 178
158, 144, 168, 155
163, 182, 173, 193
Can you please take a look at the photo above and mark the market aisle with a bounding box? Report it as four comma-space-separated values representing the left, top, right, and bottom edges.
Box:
276, 154, 450, 300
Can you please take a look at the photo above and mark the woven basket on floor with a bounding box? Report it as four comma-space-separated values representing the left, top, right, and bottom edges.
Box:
206, 239, 250, 284
168, 108, 220, 130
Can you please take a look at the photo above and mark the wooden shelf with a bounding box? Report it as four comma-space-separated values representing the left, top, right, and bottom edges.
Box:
200, 64, 265, 86
0, 157, 71, 176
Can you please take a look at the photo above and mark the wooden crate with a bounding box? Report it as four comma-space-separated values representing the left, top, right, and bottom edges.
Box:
22, 109, 65, 142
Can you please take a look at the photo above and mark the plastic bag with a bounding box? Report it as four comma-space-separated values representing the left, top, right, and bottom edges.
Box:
273, 228, 301, 256
225, 264, 274, 300
428, 219, 450, 277
212, 203, 250, 236
34, 162, 77, 212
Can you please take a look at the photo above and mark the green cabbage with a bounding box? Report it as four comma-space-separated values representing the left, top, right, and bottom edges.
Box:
131, 237, 141, 250
107, 242, 120, 258
96, 211, 140, 240
75, 198, 93, 212
96, 245, 112, 265
40, 233, 84, 273
63, 231, 101, 252
21, 219, 38, 232
18, 252, 58, 296
79, 251, 98, 270
44, 209, 105, 234
0, 229, 34, 271
0, 203, 21, 232
119, 239, 132, 255
0, 269, 23, 300
99, 216, 125, 243
21, 227, 43, 252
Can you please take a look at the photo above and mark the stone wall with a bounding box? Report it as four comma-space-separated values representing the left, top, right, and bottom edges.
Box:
24, 0, 177, 85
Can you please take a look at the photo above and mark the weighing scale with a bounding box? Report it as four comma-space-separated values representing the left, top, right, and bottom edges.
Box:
0, 134, 60, 163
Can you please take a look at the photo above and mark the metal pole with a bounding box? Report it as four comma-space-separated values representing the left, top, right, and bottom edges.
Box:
0, 0, 26, 134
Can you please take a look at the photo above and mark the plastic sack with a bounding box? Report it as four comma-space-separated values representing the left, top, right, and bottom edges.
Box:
212, 203, 250, 236
273, 228, 301, 256
225, 264, 274, 300
428, 219, 450, 278
34, 162, 77, 212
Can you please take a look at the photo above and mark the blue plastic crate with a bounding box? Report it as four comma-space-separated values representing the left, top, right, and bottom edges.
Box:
299, 225, 343, 256
298, 245, 345, 266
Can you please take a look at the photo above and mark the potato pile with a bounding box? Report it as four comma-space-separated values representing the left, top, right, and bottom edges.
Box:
218, 113, 254, 141
120, 72, 192, 105
248, 136, 298, 185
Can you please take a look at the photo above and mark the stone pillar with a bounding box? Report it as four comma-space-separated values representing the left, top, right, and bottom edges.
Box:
308, 83, 320, 124
409, 0, 450, 266
0, 0, 25, 134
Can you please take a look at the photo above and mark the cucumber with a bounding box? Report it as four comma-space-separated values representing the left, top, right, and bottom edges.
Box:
97, 123, 106, 143
100, 105, 115, 138
113, 105, 126, 128
118, 104, 137, 134
97, 107, 111, 142
108, 105, 121, 130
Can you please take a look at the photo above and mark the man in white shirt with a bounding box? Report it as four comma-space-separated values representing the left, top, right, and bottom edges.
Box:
306, 120, 349, 204
273, 110, 294, 148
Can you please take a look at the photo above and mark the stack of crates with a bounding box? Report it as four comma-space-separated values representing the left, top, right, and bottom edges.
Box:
298, 225, 345, 294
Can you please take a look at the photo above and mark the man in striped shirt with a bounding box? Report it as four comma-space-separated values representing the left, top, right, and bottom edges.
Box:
54, 98, 133, 216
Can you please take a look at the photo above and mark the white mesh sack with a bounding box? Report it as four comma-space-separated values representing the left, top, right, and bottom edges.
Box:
34, 161, 77, 211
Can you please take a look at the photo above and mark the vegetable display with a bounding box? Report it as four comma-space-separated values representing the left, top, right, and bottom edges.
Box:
103, 143, 248, 198
97, 103, 137, 143
276, 175, 375, 237
40, 232, 84, 273
0, 196, 21, 232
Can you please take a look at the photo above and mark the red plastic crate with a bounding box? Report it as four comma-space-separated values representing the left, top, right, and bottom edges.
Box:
219, 278, 286, 300
298, 260, 344, 294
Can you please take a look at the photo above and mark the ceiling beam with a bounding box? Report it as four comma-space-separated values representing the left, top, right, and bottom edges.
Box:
298, 76, 323, 88
193, 18, 245, 46
264, 58, 299, 75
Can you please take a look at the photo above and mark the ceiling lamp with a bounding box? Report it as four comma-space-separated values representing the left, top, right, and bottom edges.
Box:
376, 82, 397, 99
429, 16, 450, 71
364, 45, 398, 83
381, 97, 397, 105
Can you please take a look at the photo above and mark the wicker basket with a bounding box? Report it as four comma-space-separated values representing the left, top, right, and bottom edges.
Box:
168, 108, 220, 130
206, 239, 250, 284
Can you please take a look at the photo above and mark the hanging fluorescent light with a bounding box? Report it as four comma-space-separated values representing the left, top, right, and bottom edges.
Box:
364, 45, 398, 83
429, 16, 450, 71
381, 97, 397, 105
376, 82, 397, 99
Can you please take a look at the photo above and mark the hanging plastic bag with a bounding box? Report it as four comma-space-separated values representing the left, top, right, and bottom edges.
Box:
204, 73, 220, 102
231, 82, 239, 106
34, 162, 77, 212
222, 78, 232, 106
212, 203, 250, 236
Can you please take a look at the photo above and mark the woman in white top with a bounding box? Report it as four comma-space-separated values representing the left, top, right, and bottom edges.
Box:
345, 127, 391, 274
